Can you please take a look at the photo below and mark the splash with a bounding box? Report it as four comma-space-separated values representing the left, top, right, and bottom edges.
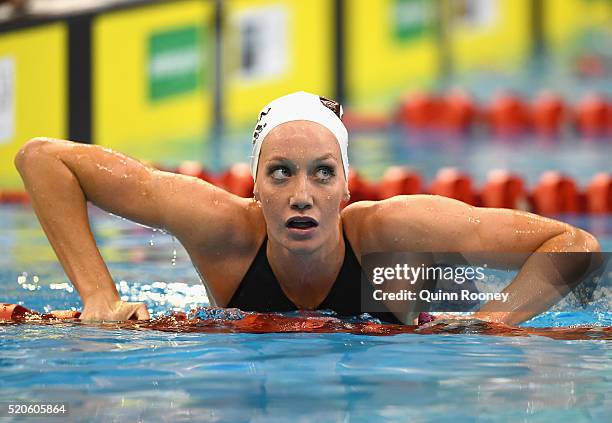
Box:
1, 303, 610, 340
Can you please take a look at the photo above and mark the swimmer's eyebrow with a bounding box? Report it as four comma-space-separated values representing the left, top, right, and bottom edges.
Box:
266, 154, 338, 163
267, 156, 289, 162
313, 154, 337, 162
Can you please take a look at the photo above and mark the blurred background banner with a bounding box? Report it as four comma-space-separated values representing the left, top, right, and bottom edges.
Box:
0, 22, 67, 189
546, 0, 610, 53
93, 0, 214, 165
345, 0, 439, 111
222, 0, 335, 129
0, 0, 610, 214
446, 0, 531, 74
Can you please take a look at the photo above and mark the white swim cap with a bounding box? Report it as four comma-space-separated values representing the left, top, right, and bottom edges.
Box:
250, 91, 349, 181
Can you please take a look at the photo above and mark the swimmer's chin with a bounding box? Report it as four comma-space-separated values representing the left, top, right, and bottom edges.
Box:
281, 237, 322, 255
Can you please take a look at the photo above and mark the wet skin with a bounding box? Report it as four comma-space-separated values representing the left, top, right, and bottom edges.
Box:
15, 123, 601, 324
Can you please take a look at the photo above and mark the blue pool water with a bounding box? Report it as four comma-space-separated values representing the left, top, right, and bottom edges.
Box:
1, 203, 611, 422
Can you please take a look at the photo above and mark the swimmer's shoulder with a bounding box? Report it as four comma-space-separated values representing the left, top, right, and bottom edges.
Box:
211, 196, 266, 252
175, 190, 266, 256
341, 195, 453, 253
179, 197, 266, 306
341, 200, 379, 255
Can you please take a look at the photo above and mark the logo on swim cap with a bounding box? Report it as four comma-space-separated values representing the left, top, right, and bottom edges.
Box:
319, 96, 343, 119
252, 107, 271, 145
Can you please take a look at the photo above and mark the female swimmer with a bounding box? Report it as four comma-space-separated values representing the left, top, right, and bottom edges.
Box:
15, 92, 600, 325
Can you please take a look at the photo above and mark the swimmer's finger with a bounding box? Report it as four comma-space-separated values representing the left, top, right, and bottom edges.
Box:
434, 313, 472, 320
129, 303, 150, 321
49, 310, 81, 319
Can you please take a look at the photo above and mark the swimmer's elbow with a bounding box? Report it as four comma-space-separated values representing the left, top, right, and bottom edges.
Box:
15, 138, 47, 173
15, 138, 70, 174
575, 229, 601, 253
562, 227, 601, 253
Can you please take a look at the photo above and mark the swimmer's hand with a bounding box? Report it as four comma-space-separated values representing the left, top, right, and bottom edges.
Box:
433, 312, 511, 325
432, 313, 473, 321
414, 313, 472, 325
80, 296, 150, 322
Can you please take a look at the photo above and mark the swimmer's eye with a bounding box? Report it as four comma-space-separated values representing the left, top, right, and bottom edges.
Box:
269, 166, 291, 180
315, 166, 335, 182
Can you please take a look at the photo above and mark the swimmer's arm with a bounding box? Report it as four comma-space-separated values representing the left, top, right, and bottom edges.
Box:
14, 138, 246, 317
15, 138, 132, 312
370, 195, 601, 325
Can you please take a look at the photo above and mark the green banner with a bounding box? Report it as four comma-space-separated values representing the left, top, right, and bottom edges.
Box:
393, 0, 433, 41
148, 26, 207, 101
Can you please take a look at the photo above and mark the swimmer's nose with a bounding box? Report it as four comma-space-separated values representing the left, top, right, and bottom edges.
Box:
289, 177, 313, 210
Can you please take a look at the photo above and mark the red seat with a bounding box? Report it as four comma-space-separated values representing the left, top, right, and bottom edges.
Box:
575, 93, 609, 138
429, 168, 477, 205
532, 91, 566, 137
487, 92, 531, 137
378, 166, 422, 199
531, 172, 581, 214
480, 170, 527, 209
219, 163, 254, 198
585, 173, 612, 214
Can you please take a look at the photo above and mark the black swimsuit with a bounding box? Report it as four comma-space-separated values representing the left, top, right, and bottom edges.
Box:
226, 232, 402, 324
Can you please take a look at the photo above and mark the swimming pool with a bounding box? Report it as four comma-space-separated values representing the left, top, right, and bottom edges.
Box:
1, 202, 611, 422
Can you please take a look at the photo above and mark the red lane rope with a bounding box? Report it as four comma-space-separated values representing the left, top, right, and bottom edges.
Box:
2, 304, 610, 340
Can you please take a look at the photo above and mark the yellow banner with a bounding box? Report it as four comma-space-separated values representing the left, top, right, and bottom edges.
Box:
0, 23, 67, 190
93, 0, 214, 164
545, 0, 611, 51
223, 0, 335, 129
448, 0, 531, 73
346, 0, 439, 112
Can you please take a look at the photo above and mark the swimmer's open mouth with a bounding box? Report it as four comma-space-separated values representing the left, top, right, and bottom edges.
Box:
286, 216, 319, 230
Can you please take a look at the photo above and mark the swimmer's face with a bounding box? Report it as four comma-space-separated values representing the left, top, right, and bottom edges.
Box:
254, 120, 349, 253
